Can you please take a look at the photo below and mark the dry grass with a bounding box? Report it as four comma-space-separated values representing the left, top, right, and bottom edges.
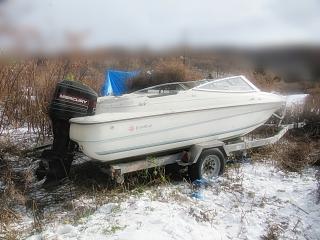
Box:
249, 94, 320, 172
0, 57, 104, 136
274, 140, 311, 172
0, 159, 26, 237
0, 138, 37, 238
261, 223, 285, 240
250, 133, 319, 173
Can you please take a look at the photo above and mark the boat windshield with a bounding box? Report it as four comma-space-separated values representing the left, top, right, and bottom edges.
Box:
133, 76, 258, 97
194, 76, 259, 92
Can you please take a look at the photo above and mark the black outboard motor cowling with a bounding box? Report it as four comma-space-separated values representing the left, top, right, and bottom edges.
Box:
50, 80, 98, 120
37, 80, 98, 183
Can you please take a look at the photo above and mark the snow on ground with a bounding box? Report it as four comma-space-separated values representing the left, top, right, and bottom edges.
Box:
286, 94, 308, 107
0, 180, 4, 191
26, 162, 320, 240
0, 126, 52, 151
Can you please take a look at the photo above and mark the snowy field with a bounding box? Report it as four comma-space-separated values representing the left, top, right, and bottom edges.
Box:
23, 162, 319, 240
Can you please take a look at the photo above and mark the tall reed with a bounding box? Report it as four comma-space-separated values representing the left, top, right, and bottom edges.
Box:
0, 57, 104, 137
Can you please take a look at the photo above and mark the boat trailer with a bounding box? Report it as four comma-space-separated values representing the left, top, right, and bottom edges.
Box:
104, 122, 305, 183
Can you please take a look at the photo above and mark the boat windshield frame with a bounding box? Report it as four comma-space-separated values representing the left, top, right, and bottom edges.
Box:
193, 75, 260, 93
132, 80, 207, 95
132, 75, 259, 96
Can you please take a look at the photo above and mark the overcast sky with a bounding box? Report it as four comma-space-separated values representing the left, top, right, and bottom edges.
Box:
0, 0, 320, 52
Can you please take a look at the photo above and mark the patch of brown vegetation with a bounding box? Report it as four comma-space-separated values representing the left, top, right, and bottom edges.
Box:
0, 160, 25, 235
251, 132, 319, 173
261, 222, 287, 240
0, 57, 105, 136
127, 59, 203, 91
274, 140, 311, 172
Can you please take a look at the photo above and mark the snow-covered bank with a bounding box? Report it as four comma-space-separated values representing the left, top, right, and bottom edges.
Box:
26, 162, 320, 240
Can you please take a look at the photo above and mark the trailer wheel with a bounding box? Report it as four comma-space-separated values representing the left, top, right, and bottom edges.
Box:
188, 148, 225, 181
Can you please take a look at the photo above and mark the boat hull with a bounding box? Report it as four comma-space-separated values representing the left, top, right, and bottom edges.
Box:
70, 102, 281, 162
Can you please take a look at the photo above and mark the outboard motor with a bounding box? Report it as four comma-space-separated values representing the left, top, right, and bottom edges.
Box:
37, 80, 98, 183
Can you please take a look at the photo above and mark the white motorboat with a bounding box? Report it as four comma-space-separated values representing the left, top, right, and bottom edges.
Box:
68, 76, 285, 162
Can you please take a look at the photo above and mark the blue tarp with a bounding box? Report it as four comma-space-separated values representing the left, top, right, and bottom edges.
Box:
101, 69, 139, 96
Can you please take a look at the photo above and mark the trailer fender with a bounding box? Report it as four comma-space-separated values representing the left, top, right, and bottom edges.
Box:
188, 140, 229, 164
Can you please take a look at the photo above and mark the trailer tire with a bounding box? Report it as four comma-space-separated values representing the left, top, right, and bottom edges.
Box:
188, 148, 225, 181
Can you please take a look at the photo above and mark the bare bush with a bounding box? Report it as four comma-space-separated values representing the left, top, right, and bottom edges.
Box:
270, 138, 312, 172
261, 223, 284, 240
127, 59, 203, 91
250, 132, 316, 172
251, 71, 282, 92
302, 92, 320, 138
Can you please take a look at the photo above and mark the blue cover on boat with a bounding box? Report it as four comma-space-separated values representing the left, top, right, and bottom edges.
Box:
101, 69, 139, 96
